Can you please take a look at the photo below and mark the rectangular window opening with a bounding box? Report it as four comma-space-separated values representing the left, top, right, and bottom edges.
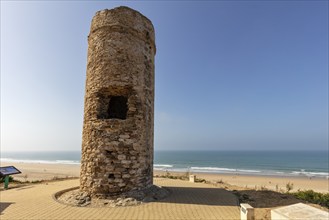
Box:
107, 96, 128, 120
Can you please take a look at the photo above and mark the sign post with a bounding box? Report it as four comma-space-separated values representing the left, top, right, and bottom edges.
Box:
4, 176, 10, 189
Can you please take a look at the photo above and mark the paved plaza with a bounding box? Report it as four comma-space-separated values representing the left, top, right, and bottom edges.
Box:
0, 178, 240, 220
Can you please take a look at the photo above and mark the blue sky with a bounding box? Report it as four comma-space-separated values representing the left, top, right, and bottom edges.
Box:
1, 1, 328, 152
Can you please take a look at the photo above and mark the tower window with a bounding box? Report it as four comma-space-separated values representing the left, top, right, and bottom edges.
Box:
107, 96, 128, 119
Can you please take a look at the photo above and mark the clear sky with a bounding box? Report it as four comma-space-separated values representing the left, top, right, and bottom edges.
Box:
1, 1, 328, 152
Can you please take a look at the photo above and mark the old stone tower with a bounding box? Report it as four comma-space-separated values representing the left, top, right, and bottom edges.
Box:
80, 6, 155, 197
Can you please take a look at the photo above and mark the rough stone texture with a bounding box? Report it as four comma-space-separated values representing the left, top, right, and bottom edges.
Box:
57, 185, 169, 207
80, 6, 155, 197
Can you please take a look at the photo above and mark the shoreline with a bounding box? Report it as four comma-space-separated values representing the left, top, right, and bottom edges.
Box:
1, 162, 328, 193
2, 159, 328, 179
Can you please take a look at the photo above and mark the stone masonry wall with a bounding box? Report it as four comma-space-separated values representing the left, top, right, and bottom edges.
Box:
80, 6, 155, 197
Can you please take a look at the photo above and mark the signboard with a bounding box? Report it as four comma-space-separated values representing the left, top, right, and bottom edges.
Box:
0, 166, 21, 177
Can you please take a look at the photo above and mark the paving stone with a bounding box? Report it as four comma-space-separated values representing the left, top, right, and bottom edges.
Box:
0, 178, 240, 220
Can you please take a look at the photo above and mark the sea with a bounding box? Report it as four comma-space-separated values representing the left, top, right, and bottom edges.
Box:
1, 150, 328, 178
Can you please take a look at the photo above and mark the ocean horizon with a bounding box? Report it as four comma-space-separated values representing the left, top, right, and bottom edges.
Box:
1, 150, 328, 178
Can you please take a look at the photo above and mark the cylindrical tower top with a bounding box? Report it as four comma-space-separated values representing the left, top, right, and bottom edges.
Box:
89, 6, 156, 54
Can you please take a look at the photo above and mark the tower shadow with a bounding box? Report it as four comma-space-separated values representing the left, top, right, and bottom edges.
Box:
158, 186, 239, 206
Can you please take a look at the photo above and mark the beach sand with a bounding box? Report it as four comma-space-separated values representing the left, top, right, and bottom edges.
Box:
0, 162, 80, 181
1, 162, 328, 193
154, 170, 329, 193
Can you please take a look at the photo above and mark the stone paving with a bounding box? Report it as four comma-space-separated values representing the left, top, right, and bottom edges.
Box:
0, 178, 240, 220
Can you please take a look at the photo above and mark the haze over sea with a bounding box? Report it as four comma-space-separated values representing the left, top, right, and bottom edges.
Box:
1, 150, 328, 178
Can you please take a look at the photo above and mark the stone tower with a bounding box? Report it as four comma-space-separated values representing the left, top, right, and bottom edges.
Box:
80, 6, 155, 197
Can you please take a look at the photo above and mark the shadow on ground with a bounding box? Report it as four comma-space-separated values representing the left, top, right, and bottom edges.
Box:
0, 183, 32, 192
0, 202, 14, 215
15, 186, 35, 191
160, 186, 239, 206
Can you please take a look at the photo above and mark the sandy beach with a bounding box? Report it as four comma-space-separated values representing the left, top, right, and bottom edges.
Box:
0, 162, 80, 182
1, 162, 328, 193
155, 170, 329, 193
